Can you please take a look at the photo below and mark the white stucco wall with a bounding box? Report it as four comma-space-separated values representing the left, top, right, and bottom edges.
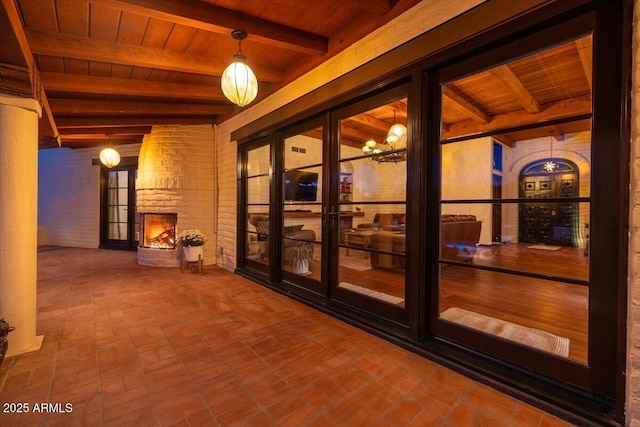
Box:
38, 143, 141, 248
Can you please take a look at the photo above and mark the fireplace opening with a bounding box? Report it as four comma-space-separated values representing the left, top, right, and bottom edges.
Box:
140, 213, 177, 249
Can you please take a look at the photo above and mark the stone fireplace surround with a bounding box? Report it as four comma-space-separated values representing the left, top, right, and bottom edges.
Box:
136, 125, 215, 267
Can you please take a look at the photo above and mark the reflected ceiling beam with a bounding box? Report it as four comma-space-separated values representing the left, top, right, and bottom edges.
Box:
49, 98, 233, 115
341, 123, 385, 144
442, 86, 491, 124
55, 116, 217, 128
91, 0, 328, 55
41, 72, 225, 101
490, 65, 541, 113
346, 113, 390, 133
493, 134, 515, 147
575, 37, 592, 88
26, 29, 284, 83
443, 94, 591, 140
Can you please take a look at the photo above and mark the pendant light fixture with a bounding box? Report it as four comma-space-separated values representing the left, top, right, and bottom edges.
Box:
99, 147, 121, 168
221, 29, 258, 107
99, 134, 121, 168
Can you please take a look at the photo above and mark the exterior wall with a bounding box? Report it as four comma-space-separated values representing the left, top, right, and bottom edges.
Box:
629, 1, 640, 424
38, 143, 141, 248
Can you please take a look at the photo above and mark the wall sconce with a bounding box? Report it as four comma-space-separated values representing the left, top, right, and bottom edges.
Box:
221, 30, 258, 107
99, 147, 121, 168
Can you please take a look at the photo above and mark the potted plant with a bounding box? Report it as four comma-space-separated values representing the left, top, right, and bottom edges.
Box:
0, 318, 14, 368
178, 229, 206, 262
291, 243, 314, 275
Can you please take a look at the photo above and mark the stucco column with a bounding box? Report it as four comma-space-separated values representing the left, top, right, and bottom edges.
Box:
0, 94, 44, 357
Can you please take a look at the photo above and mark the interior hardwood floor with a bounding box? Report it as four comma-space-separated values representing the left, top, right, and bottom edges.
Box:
259, 243, 588, 364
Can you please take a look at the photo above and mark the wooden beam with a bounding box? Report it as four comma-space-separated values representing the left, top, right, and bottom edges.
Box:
346, 112, 391, 133
442, 85, 491, 124
41, 72, 225, 101
60, 136, 143, 148
492, 134, 515, 147
575, 37, 592, 88
1, 0, 59, 142
60, 133, 140, 140
489, 65, 541, 113
26, 29, 284, 83
58, 126, 151, 136
48, 98, 234, 115
443, 94, 591, 140
55, 116, 217, 128
355, 0, 393, 14
91, 0, 328, 55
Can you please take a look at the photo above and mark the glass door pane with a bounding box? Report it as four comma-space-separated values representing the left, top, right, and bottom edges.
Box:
246, 144, 271, 272
107, 170, 129, 241
334, 93, 408, 321
438, 36, 592, 365
282, 126, 323, 291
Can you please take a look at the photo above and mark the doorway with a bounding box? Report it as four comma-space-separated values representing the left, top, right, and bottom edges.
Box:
519, 159, 579, 246
100, 164, 138, 250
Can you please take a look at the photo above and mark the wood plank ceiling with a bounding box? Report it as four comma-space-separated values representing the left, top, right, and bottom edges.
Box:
0, 0, 592, 151
0, 0, 420, 148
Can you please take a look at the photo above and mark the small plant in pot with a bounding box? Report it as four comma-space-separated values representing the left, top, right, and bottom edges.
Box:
291, 243, 314, 275
0, 318, 15, 368
178, 229, 206, 262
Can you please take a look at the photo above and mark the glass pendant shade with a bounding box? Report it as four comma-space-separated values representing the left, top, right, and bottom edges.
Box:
221, 54, 258, 107
386, 124, 407, 148
99, 147, 121, 168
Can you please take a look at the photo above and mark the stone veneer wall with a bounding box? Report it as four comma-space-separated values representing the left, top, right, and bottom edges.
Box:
136, 125, 215, 267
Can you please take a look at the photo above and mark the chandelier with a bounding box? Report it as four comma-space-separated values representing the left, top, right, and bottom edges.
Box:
361, 111, 407, 163
221, 30, 258, 107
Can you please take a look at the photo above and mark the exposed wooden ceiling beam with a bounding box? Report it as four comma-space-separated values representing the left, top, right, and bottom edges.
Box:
91, 0, 328, 55
443, 94, 591, 140
55, 116, 217, 128
346, 113, 391, 133
26, 29, 284, 83
360, 0, 393, 14
490, 65, 541, 113
492, 134, 515, 147
90, 0, 329, 55
48, 98, 233, 115
60, 133, 141, 140
1, 0, 59, 144
41, 72, 225, 101
58, 126, 151, 135
60, 136, 144, 148
442, 86, 491, 124
575, 37, 592, 88
341, 123, 385, 144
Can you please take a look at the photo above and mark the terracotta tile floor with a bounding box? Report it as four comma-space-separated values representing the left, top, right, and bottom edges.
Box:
0, 247, 575, 426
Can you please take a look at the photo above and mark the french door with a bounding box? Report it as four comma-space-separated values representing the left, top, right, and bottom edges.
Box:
329, 85, 410, 323
100, 164, 137, 250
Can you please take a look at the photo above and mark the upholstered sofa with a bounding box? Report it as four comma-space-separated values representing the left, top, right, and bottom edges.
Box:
356, 213, 482, 268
